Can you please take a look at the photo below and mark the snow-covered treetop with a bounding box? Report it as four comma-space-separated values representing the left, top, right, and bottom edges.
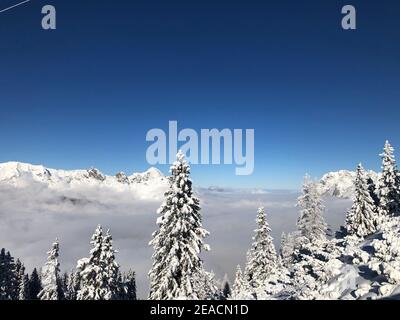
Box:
245, 206, 277, 287
346, 164, 379, 238
381, 141, 395, 163
169, 150, 193, 194
38, 239, 60, 300
379, 141, 397, 180
149, 151, 210, 300
377, 140, 400, 216
47, 239, 60, 262
297, 175, 328, 241
77, 225, 121, 300
253, 207, 272, 241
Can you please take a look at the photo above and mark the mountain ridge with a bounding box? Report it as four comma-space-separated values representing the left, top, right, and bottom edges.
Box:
317, 169, 379, 199
0, 161, 166, 186
0, 161, 378, 199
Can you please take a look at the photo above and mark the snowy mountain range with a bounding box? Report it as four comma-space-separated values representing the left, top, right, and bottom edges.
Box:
0, 162, 168, 200
0, 162, 375, 200
317, 170, 378, 199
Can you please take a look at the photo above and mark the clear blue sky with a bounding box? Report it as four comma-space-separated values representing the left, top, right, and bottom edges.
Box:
1, 0, 399, 189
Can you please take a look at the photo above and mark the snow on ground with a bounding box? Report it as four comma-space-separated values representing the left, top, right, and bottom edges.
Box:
0, 162, 352, 298
318, 220, 400, 300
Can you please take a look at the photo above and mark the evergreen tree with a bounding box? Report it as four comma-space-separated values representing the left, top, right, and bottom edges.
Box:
0, 249, 18, 300
280, 232, 299, 267
149, 151, 210, 300
15, 261, 29, 300
367, 177, 380, 207
65, 270, 77, 300
297, 175, 328, 241
121, 270, 137, 300
101, 229, 120, 299
245, 207, 277, 287
73, 269, 81, 297
38, 239, 60, 300
232, 265, 244, 297
232, 265, 253, 300
377, 141, 400, 216
77, 225, 104, 300
117, 271, 125, 299
0, 248, 9, 300
221, 274, 231, 299
194, 270, 220, 300
222, 282, 231, 299
9, 252, 18, 300
14, 259, 24, 300
57, 272, 67, 300
19, 273, 30, 300
28, 268, 42, 300
0, 249, 5, 300
346, 164, 379, 237
8, 255, 20, 300
77, 225, 120, 300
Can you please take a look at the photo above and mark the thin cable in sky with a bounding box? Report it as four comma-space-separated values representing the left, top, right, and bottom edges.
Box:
0, 0, 31, 14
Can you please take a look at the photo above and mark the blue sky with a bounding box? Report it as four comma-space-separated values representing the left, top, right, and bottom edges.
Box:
1, 0, 400, 189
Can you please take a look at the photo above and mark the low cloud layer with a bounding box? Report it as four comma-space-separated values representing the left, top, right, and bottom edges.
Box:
0, 183, 351, 298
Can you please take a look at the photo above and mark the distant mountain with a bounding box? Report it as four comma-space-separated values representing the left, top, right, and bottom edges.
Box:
0, 162, 168, 200
199, 186, 270, 194
317, 170, 379, 199
0, 162, 380, 200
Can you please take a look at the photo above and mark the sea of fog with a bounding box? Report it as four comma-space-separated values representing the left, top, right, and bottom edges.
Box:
0, 184, 351, 298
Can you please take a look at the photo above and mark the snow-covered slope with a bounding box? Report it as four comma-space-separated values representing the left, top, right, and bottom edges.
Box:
317, 170, 378, 199
0, 162, 168, 200
320, 218, 400, 300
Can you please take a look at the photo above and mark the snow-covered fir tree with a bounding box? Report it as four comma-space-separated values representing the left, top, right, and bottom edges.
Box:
16, 261, 29, 300
377, 141, 400, 217
77, 225, 120, 300
193, 270, 220, 300
76, 226, 102, 300
289, 176, 339, 299
14, 259, 24, 299
346, 164, 380, 237
231, 265, 253, 300
232, 265, 244, 296
280, 231, 300, 268
101, 229, 120, 299
0, 249, 7, 300
0, 249, 18, 300
38, 239, 60, 300
297, 175, 328, 242
245, 207, 277, 287
19, 273, 29, 300
121, 270, 137, 300
148, 151, 210, 300
65, 271, 77, 300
